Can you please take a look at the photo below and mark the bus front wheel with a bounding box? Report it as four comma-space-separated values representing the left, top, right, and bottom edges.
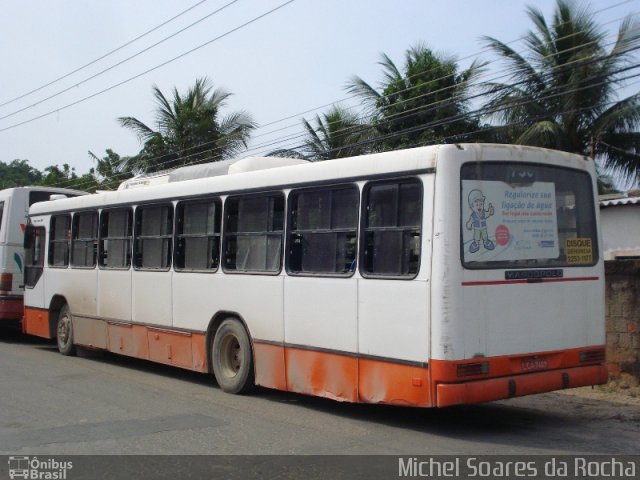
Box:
56, 305, 76, 356
211, 319, 254, 394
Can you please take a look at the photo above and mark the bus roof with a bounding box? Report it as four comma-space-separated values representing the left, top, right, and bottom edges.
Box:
28, 144, 591, 215
0, 186, 87, 197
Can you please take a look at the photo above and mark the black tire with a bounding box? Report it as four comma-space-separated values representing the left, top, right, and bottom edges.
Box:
211, 319, 254, 394
56, 305, 76, 356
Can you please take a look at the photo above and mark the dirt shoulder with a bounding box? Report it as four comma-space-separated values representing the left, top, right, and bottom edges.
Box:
558, 375, 640, 407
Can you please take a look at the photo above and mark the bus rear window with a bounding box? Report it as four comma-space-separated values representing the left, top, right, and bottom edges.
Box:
461, 162, 598, 269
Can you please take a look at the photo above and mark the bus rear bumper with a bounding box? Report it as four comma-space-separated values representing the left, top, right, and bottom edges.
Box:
436, 364, 608, 407
0, 296, 23, 320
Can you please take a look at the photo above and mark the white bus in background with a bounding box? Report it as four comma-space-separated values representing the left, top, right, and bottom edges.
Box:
22, 144, 607, 407
0, 187, 85, 321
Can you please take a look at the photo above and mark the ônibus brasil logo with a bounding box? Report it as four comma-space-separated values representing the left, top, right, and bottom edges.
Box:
8, 457, 72, 480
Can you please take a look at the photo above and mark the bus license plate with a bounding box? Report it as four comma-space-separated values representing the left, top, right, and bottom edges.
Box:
521, 357, 548, 371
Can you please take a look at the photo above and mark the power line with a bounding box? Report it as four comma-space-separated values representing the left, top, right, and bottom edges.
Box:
0, 0, 241, 122
0, 0, 296, 134
0, 0, 211, 109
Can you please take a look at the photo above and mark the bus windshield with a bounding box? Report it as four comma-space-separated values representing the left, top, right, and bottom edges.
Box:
461, 162, 598, 269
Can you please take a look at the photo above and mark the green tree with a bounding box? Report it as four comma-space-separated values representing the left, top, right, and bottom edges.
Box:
88, 149, 134, 190
271, 106, 372, 160
481, 0, 640, 184
118, 77, 256, 173
347, 44, 486, 151
0, 159, 42, 188
38, 164, 99, 192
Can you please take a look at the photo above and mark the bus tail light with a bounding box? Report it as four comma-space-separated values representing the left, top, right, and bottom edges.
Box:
0, 273, 12, 292
579, 349, 605, 364
457, 362, 489, 377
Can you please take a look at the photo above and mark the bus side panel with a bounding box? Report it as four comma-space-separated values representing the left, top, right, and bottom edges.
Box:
357, 281, 430, 363
358, 359, 431, 406
253, 342, 287, 391
172, 274, 284, 336
107, 322, 149, 359
73, 316, 108, 349
132, 270, 172, 327
65, 269, 98, 317
285, 347, 358, 402
147, 327, 194, 370
173, 273, 286, 387
98, 269, 132, 322
284, 277, 358, 400
44, 269, 97, 317
23, 307, 51, 338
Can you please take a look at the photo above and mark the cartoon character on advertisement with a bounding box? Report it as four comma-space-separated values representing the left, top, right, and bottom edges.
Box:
466, 189, 495, 253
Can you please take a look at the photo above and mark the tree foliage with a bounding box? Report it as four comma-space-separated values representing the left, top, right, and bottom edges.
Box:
0, 159, 42, 188
347, 44, 486, 150
118, 77, 256, 173
481, 0, 640, 184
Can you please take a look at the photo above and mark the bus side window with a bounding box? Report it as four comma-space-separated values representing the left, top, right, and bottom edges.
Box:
287, 185, 359, 276
223, 194, 284, 273
25, 226, 46, 287
99, 209, 132, 269
175, 199, 221, 272
360, 179, 422, 278
133, 205, 173, 270
49, 214, 71, 267
71, 211, 98, 268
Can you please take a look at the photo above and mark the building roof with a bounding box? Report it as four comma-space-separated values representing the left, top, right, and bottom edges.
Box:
600, 196, 640, 208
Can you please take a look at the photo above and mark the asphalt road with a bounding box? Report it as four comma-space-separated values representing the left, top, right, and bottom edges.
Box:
1, 323, 639, 456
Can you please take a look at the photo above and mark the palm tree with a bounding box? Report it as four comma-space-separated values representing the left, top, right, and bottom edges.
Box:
118, 78, 256, 173
268, 106, 372, 161
347, 44, 486, 151
300, 105, 373, 160
481, 0, 640, 184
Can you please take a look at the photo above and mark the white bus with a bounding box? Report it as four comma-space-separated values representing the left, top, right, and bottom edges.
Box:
22, 144, 607, 407
0, 187, 85, 321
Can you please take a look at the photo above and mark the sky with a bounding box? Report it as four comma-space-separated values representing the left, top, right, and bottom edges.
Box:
0, 0, 638, 181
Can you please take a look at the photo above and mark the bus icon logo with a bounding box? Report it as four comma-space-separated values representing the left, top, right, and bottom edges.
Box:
8, 456, 30, 479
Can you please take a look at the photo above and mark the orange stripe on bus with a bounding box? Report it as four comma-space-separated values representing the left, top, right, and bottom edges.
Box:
284, 348, 359, 402
23, 307, 51, 338
253, 342, 288, 391
358, 357, 431, 407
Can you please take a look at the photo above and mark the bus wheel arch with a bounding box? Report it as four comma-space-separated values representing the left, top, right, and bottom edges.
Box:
207, 312, 255, 394
48, 295, 68, 339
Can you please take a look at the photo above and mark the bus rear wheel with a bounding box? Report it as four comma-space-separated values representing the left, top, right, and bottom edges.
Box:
211, 319, 254, 394
56, 305, 76, 356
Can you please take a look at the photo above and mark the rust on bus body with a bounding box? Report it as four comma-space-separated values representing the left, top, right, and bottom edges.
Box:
285, 348, 358, 402
358, 358, 431, 407
107, 322, 149, 359
253, 342, 287, 390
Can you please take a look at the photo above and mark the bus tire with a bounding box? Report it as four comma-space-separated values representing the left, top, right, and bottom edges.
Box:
56, 305, 76, 356
211, 318, 254, 394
